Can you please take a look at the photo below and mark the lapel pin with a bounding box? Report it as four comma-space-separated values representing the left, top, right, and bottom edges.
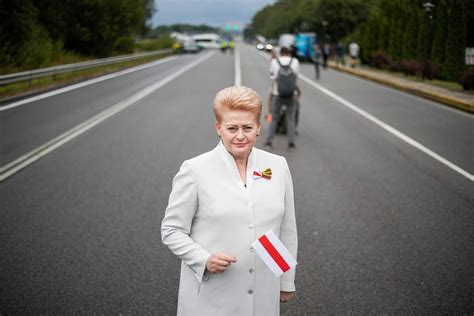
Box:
253, 168, 272, 180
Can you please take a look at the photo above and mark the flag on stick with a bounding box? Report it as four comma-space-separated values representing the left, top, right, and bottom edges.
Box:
251, 230, 297, 277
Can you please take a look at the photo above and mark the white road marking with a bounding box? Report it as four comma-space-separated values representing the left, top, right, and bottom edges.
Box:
319, 66, 474, 118
0, 52, 215, 182
257, 50, 473, 181
234, 44, 241, 86
261, 47, 470, 117
0, 55, 179, 111
299, 74, 474, 181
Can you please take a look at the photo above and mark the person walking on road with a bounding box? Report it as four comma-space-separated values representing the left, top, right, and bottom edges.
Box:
322, 43, 330, 69
266, 49, 301, 135
266, 49, 277, 125
349, 42, 360, 68
161, 86, 298, 316
313, 44, 322, 79
264, 46, 300, 151
335, 42, 344, 67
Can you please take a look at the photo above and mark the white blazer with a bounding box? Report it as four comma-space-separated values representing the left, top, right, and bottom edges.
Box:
161, 142, 298, 315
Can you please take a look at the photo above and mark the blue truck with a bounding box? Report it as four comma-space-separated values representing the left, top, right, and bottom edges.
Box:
294, 32, 317, 61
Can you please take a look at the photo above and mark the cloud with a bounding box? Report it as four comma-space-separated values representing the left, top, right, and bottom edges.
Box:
152, 0, 275, 27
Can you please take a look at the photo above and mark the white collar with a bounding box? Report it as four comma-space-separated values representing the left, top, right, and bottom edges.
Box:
216, 141, 257, 191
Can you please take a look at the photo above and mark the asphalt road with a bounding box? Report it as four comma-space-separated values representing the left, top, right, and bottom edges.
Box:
1, 44, 473, 314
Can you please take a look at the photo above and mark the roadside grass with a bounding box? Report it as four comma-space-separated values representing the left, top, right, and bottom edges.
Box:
0, 50, 89, 76
136, 36, 175, 51
0, 52, 174, 100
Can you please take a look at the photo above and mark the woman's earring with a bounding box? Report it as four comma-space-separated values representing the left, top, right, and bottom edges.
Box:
218, 135, 221, 138
257, 134, 259, 137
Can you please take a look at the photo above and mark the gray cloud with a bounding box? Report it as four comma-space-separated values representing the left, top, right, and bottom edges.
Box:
152, 0, 275, 27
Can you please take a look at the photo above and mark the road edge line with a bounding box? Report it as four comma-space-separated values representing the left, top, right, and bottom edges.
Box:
0, 52, 215, 182
329, 64, 474, 114
298, 73, 474, 182
0, 55, 179, 111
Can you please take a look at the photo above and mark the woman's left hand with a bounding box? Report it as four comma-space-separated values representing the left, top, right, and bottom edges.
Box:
280, 291, 295, 302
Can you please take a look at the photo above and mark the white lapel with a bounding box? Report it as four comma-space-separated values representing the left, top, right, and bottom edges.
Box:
216, 141, 257, 192
246, 147, 257, 192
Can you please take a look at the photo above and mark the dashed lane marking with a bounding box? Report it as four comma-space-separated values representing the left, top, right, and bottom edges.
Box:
0, 52, 215, 182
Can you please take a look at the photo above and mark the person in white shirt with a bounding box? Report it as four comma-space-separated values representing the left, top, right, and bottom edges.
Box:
161, 86, 298, 315
264, 46, 300, 151
349, 42, 360, 68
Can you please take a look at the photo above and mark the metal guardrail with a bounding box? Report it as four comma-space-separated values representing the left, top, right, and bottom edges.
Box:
0, 48, 173, 86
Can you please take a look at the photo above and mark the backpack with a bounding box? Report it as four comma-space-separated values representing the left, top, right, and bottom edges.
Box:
276, 57, 296, 98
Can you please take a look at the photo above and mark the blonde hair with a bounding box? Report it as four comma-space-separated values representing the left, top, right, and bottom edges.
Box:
213, 86, 262, 122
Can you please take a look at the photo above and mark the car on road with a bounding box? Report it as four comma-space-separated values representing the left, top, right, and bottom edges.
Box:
170, 32, 200, 53
265, 39, 278, 52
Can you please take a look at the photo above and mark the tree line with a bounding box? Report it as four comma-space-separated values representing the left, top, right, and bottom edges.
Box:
250, 0, 473, 84
148, 24, 219, 38
0, 0, 154, 70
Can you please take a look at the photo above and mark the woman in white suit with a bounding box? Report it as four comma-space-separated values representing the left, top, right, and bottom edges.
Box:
161, 86, 298, 315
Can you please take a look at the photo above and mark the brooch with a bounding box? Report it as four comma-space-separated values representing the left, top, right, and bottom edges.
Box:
253, 168, 272, 180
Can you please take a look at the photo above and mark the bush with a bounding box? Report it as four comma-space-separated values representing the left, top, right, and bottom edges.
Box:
115, 36, 135, 54
136, 35, 175, 51
17, 26, 54, 69
371, 52, 393, 69
399, 59, 421, 76
420, 61, 442, 80
460, 67, 474, 90
388, 62, 401, 72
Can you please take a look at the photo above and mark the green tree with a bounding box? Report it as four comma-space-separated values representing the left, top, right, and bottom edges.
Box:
387, 0, 406, 61
359, 11, 381, 63
466, 1, 474, 47
315, 0, 370, 42
402, 7, 419, 60
417, 8, 433, 61
444, 0, 467, 81
0, 0, 56, 68
431, 0, 449, 65
67, 0, 154, 55
377, 15, 390, 52
0, 0, 155, 69
251, 0, 370, 42
252, 5, 274, 37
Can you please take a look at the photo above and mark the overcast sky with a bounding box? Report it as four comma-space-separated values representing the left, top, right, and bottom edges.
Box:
151, 0, 275, 27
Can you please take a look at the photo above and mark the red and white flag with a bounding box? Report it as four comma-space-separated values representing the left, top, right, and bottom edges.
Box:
251, 230, 297, 277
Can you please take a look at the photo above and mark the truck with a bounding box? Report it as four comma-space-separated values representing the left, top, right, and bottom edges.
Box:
278, 32, 317, 61
192, 33, 221, 50
294, 32, 317, 61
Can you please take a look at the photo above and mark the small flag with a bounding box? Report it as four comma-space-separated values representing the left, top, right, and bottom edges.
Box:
251, 229, 297, 277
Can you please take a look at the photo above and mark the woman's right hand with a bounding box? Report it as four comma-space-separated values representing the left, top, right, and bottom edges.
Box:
206, 253, 237, 274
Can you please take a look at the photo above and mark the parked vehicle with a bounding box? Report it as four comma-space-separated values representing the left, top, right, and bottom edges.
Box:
170, 32, 200, 53
294, 33, 317, 61
278, 33, 317, 61
192, 33, 221, 49
265, 39, 278, 52
278, 33, 295, 49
